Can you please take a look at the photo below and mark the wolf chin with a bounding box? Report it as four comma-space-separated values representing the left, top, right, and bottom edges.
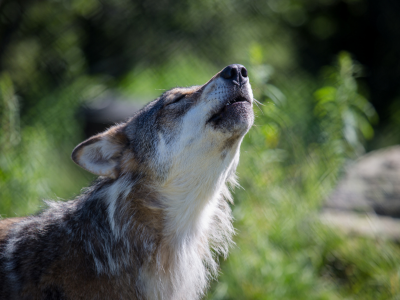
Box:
0, 64, 254, 300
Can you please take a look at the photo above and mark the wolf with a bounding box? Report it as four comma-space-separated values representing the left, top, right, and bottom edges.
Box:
0, 64, 254, 300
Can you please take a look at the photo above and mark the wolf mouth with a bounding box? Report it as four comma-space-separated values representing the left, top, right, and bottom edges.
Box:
208, 95, 251, 123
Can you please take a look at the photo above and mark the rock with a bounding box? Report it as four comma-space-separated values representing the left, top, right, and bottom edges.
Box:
80, 93, 142, 138
325, 146, 400, 218
320, 209, 400, 242
322, 146, 400, 240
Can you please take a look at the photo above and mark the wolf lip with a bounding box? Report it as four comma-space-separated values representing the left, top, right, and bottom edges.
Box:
225, 96, 249, 106
208, 96, 251, 123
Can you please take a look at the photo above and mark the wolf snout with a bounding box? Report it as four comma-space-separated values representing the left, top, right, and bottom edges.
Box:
220, 64, 248, 86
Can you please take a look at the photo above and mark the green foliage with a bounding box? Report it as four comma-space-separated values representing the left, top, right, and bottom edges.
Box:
314, 52, 377, 156
0, 73, 20, 148
0, 76, 97, 217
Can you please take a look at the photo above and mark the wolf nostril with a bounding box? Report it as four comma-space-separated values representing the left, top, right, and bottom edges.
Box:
221, 65, 238, 80
241, 67, 248, 78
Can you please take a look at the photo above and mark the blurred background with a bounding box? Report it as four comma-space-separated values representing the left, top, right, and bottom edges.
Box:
1, 0, 400, 298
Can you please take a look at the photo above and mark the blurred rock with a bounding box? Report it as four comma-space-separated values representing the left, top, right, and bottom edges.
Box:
321, 209, 400, 242
323, 146, 400, 240
326, 146, 400, 218
80, 94, 142, 138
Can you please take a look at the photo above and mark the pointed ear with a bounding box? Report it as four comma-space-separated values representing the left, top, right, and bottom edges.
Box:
71, 125, 128, 178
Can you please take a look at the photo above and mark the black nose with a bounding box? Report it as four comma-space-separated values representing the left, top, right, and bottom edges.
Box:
220, 64, 248, 86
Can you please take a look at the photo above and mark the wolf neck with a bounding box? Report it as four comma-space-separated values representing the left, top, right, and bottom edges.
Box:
93, 146, 239, 252
160, 151, 238, 245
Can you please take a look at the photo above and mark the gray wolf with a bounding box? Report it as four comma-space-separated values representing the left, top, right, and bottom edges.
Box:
0, 64, 254, 300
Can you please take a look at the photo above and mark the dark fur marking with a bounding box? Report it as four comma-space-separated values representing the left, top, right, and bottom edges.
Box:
221, 134, 240, 156
43, 285, 66, 300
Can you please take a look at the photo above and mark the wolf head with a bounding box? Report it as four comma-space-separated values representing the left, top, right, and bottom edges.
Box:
72, 64, 254, 185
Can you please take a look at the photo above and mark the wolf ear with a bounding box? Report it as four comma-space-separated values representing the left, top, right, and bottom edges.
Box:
71, 125, 128, 178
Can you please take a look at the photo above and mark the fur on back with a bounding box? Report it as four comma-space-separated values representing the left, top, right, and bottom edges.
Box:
0, 64, 254, 300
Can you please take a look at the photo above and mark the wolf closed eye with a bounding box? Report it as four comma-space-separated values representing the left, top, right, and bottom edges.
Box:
0, 64, 254, 300
166, 94, 186, 106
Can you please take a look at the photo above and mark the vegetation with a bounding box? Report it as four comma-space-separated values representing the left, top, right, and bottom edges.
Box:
1, 0, 400, 298
206, 53, 399, 300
